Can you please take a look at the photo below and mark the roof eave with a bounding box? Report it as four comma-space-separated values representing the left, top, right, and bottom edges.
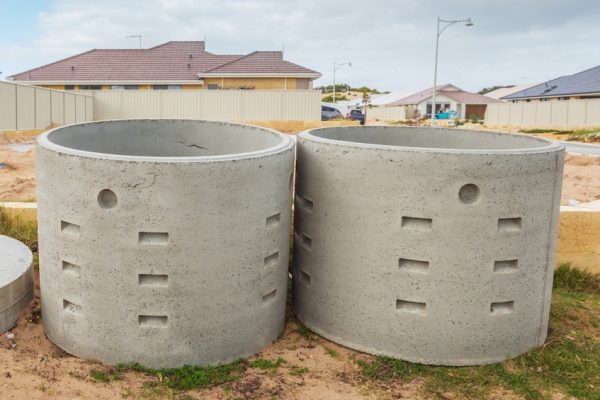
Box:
199, 72, 321, 79
8, 79, 206, 85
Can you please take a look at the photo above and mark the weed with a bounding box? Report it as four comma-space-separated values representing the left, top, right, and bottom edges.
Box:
297, 324, 311, 338
116, 360, 246, 390
90, 368, 122, 383
250, 357, 285, 370
554, 263, 600, 293
0, 207, 38, 251
323, 346, 339, 359
29, 306, 42, 324
289, 366, 310, 376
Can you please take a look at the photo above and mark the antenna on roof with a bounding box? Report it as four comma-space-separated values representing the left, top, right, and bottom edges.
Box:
126, 34, 142, 49
204, 33, 207, 48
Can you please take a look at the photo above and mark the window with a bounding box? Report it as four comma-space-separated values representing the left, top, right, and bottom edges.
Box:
64, 85, 74, 90
153, 85, 182, 90
558, 96, 570, 101
207, 84, 218, 90
111, 85, 125, 90
124, 85, 139, 90
539, 98, 550, 102
78, 85, 102, 90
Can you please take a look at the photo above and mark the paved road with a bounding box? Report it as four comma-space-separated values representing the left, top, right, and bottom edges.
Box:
558, 140, 600, 156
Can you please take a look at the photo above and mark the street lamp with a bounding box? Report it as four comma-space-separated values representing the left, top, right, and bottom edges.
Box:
333, 61, 351, 104
430, 17, 474, 126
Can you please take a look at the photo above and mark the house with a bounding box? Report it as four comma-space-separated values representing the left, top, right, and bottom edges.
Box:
483, 84, 537, 101
388, 84, 500, 120
7, 41, 321, 91
340, 92, 410, 109
503, 65, 600, 102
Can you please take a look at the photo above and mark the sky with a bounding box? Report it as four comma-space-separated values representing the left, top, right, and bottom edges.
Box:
1, 0, 599, 94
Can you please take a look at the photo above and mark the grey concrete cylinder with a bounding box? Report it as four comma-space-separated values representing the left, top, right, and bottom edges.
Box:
0, 235, 34, 333
293, 126, 564, 366
36, 120, 294, 368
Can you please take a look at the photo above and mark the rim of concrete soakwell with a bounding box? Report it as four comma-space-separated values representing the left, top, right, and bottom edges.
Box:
300, 126, 564, 155
37, 119, 294, 162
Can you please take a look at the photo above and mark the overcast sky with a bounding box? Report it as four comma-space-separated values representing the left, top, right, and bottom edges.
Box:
1, 0, 599, 94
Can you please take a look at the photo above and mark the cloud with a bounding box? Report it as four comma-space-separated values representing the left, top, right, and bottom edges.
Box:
1, 0, 599, 93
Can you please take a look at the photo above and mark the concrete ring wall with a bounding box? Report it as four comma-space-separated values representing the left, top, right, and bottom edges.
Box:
36, 120, 294, 368
293, 126, 564, 366
0, 235, 34, 333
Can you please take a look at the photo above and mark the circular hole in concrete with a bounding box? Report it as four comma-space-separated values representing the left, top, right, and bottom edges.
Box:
97, 189, 118, 209
459, 184, 480, 204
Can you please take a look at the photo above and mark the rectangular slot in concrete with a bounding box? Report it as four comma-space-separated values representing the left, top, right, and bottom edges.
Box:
396, 299, 427, 315
139, 232, 169, 245
266, 213, 281, 228
300, 196, 314, 212
61, 220, 80, 237
262, 289, 277, 305
62, 260, 81, 277
491, 301, 514, 315
398, 258, 429, 273
497, 218, 522, 233
300, 270, 311, 285
63, 299, 81, 314
138, 315, 168, 328
264, 251, 279, 267
297, 233, 312, 250
494, 259, 518, 273
139, 274, 168, 287
401, 216, 432, 231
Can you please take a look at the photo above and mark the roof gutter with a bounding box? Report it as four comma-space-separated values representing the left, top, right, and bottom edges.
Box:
8, 80, 206, 85
199, 72, 321, 79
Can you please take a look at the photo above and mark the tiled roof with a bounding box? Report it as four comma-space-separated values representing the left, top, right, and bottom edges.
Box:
503, 65, 600, 99
9, 41, 320, 82
389, 84, 500, 106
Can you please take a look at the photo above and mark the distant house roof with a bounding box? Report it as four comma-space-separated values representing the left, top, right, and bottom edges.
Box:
389, 84, 500, 106
8, 41, 321, 83
484, 84, 537, 100
503, 66, 600, 100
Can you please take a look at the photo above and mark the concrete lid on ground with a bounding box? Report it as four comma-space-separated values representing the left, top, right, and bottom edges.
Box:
0, 235, 33, 287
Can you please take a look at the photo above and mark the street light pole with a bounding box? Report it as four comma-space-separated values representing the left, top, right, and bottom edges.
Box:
332, 61, 352, 104
431, 17, 473, 127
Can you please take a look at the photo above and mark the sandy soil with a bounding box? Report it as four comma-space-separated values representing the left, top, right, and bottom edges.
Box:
0, 273, 422, 400
1, 142, 599, 205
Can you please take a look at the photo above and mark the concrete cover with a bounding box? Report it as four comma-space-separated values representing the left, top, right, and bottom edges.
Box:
36, 120, 294, 368
293, 126, 564, 366
0, 235, 34, 333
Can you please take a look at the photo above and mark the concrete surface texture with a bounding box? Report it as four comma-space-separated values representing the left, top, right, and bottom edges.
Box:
0, 235, 34, 333
36, 120, 294, 368
293, 126, 564, 366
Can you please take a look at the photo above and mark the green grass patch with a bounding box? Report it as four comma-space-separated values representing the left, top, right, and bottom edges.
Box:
358, 271, 600, 399
323, 346, 339, 359
116, 360, 246, 391
519, 128, 600, 137
297, 324, 312, 338
250, 357, 285, 371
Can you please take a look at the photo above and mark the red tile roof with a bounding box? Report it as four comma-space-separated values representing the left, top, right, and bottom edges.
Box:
9, 41, 320, 82
389, 84, 500, 106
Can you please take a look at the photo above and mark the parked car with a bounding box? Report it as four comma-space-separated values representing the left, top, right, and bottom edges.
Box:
321, 105, 342, 121
349, 109, 365, 125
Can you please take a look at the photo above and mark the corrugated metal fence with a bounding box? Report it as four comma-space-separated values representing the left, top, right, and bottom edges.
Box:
0, 81, 93, 131
485, 99, 600, 128
83, 89, 321, 121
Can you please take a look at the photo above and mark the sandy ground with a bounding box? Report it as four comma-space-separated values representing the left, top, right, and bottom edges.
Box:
1, 141, 599, 205
0, 273, 422, 400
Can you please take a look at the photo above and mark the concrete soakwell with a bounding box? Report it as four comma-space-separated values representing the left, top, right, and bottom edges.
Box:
293, 126, 564, 366
0, 235, 34, 333
36, 120, 294, 368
